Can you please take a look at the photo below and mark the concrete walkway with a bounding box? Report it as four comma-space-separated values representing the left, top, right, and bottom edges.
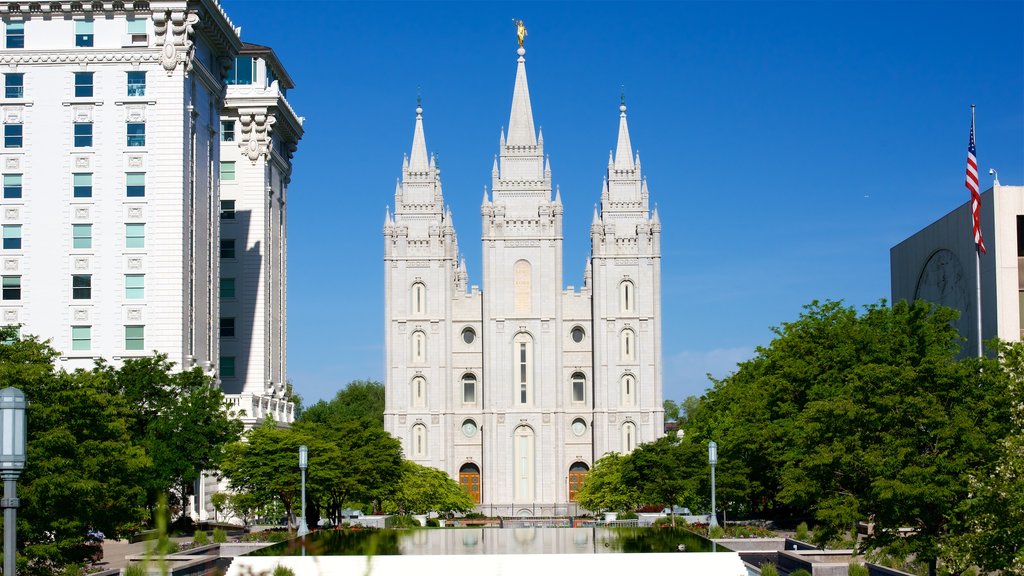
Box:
96, 536, 192, 572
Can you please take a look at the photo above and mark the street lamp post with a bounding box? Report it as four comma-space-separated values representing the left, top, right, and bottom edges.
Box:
708, 441, 719, 528
0, 388, 27, 576
297, 445, 309, 537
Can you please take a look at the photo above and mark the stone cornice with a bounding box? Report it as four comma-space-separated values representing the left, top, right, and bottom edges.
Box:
0, 1, 152, 16
0, 49, 160, 65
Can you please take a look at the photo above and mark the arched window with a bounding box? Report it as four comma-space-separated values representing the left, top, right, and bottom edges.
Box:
568, 462, 590, 502
620, 279, 635, 314
513, 260, 531, 315
513, 426, 535, 502
411, 282, 426, 316
571, 372, 586, 403
620, 328, 636, 362
412, 423, 427, 458
411, 376, 426, 408
459, 463, 481, 504
462, 373, 477, 404
411, 330, 426, 364
513, 332, 533, 405
622, 374, 636, 406
622, 421, 637, 453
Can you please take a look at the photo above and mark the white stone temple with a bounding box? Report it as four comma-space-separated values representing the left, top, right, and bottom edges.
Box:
383, 42, 665, 516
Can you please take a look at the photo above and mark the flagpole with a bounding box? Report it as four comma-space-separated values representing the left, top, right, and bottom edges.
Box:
973, 104, 983, 358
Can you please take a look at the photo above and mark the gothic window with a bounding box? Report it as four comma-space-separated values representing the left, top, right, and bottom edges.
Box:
411, 330, 426, 364
620, 279, 635, 314
411, 282, 426, 316
513, 426, 535, 502
513, 332, 533, 405
622, 374, 636, 406
622, 421, 637, 453
462, 373, 477, 404
513, 260, 531, 315
620, 328, 636, 362
411, 376, 426, 408
571, 372, 586, 403
411, 423, 427, 458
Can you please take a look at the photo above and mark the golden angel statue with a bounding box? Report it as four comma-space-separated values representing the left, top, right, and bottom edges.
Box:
513, 19, 527, 47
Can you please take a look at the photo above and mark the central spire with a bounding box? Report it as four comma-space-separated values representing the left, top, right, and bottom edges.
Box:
613, 95, 634, 170
409, 96, 429, 171
507, 46, 536, 147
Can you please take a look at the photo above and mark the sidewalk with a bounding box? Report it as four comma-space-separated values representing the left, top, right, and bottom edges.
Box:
97, 536, 192, 572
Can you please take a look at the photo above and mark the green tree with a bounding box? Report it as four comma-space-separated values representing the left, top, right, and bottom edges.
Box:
388, 461, 474, 517
662, 399, 680, 423
623, 435, 705, 526
299, 380, 385, 429
574, 452, 639, 513
1, 330, 150, 575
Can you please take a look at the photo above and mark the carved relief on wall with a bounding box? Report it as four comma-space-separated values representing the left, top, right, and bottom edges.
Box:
238, 112, 276, 162
153, 10, 200, 74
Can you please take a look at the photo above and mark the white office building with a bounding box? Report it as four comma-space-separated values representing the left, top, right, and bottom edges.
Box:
0, 1, 297, 435
383, 44, 665, 516
891, 184, 1024, 353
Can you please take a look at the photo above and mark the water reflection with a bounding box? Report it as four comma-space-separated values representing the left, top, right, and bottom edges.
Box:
247, 527, 729, 557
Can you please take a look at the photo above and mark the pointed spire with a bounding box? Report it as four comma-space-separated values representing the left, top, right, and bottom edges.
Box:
592, 204, 600, 225
507, 47, 537, 146
500, 128, 506, 148
614, 94, 634, 170
385, 205, 392, 225
409, 96, 429, 171
492, 155, 499, 174
538, 127, 544, 145
482, 186, 489, 204
554, 185, 561, 204
608, 150, 614, 168
394, 178, 401, 196
544, 155, 551, 175
652, 205, 660, 224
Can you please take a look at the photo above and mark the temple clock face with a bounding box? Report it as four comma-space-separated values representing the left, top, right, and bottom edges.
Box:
914, 249, 969, 335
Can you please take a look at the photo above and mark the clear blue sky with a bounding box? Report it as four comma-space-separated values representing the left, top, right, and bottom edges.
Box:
220, 1, 1024, 405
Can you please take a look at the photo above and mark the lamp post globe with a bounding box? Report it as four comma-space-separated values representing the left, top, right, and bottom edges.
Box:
0, 387, 27, 576
708, 441, 719, 528
297, 445, 309, 537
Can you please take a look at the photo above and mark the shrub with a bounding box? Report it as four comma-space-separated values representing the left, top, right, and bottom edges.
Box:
652, 517, 674, 528
425, 518, 440, 527
759, 563, 779, 576
795, 521, 810, 541
709, 525, 726, 539
193, 530, 209, 546
790, 570, 812, 576
464, 512, 487, 519
847, 563, 869, 576
212, 528, 228, 543
272, 566, 296, 576
123, 565, 147, 576
385, 515, 421, 529
617, 511, 638, 520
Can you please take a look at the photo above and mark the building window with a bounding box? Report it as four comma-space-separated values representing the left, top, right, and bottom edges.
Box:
513, 426, 535, 501
1, 276, 19, 300
4, 73, 23, 99
221, 120, 234, 142
411, 330, 426, 364
220, 317, 235, 338
72, 224, 92, 249
571, 326, 585, 343
71, 325, 91, 351
620, 279, 635, 314
126, 18, 146, 42
74, 20, 94, 47
461, 419, 478, 438
124, 274, 144, 299
220, 161, 235, 181
514, 259, 531, 315
621, 328, 636, 362
126, 71, 146, 96
220, 356, 236, 378
125, 223, 144, 248
411, 376, 426, 408
3, 174, 21, 199
5, 22, 24, 49
514, 332, 533, 405
126, 172, 145, 197
411, 423, 426, 458
73, 72, 93, 97
73, 123, 92, 147
72, 274, 91, 299
4, 124, 22, 148
411, 282, 426, 315
73, 173, 92, 198
2, 225, 20, 249
571, 418, 587, 437
622, 374, 636, 406
220, 239, 235, 259
622, 421, 637, 453
220, 277, 235, 298
220, 200, 235, 220
124, 325, 144, 350
225, 56, 256, 86
462, 373, 476, 404
127, 123, 145, 147
462, 327, 476, 344
571, 372, 586, 403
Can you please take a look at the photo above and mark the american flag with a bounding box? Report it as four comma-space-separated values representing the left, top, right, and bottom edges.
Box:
966, 115, 986, 254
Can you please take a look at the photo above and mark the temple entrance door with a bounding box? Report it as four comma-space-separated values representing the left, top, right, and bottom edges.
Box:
568, 462, 590, 502
459, 463, 481, 504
